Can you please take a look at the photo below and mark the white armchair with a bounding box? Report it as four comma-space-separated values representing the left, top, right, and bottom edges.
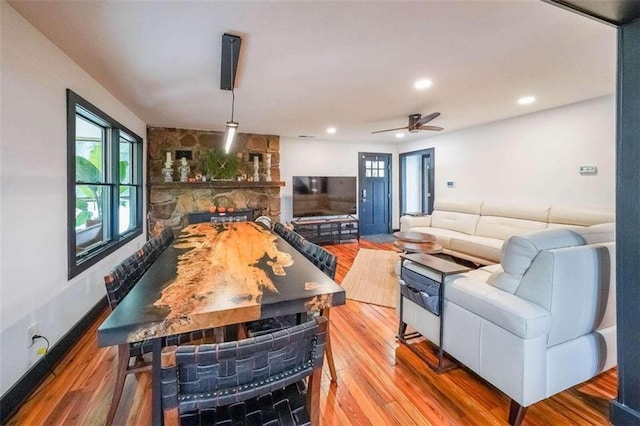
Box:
442, 224, 616, 425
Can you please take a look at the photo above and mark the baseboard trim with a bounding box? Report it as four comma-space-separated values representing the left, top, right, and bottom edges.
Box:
0, 296, 108, 423
610, 400, 640, 425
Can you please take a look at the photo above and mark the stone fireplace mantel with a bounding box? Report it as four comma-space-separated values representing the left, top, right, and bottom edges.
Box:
149, 181, 285, 189
147, 126, 284, 237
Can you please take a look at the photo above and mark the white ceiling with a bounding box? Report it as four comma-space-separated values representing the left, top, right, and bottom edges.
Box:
9, 0, 616, 143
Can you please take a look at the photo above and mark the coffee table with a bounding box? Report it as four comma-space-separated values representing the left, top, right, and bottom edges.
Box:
393, 231, 442, 254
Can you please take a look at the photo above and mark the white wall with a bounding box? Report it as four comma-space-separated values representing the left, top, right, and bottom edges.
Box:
279, 138, 400, 228
0, 1, 147, 396
399, 95, 615, 210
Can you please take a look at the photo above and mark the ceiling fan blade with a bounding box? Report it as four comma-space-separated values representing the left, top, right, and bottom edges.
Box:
414, 112, 441, 127
420, 125, 444, 131
371, 126, 409, 134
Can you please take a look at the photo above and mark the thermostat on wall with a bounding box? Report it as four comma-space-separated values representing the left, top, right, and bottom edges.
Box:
579, 165, 598, 175
446, 181, 455, 188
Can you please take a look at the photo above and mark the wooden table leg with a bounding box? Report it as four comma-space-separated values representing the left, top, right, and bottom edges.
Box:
322, 308, 338, 383
152, 338, 164, 426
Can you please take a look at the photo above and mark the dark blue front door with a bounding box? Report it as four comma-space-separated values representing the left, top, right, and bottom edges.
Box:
358, 152, 391, 235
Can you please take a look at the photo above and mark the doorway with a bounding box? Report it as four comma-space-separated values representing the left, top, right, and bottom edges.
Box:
399, 148, 435, 216
358, 152, 391, 235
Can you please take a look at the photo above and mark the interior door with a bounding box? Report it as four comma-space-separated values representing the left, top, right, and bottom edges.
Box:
399, 148, 435, 215
358, 152, 391, 235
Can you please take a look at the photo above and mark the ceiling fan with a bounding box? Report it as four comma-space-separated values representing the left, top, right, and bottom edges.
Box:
372, 112, 443, 134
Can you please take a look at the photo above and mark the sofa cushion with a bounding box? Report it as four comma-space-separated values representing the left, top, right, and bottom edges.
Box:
487, 225, 616, 294
410, 227, 470, 249
445, 276, 552, 339
399, 215, 431, 232
476, 216, 548, 241
481, 201, 550, 222
450, 236, 504, 263
431, 210, 480, 236
548, 206, 614, 227
516, 242, 616, 347
430, 200, 482, 236
434, 199, 482, 215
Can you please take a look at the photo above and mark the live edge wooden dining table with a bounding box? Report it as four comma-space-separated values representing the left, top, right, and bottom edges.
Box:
97, 221, 346, 425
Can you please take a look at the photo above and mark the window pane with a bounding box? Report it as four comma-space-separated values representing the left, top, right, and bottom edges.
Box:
119, 139, 132, 184
365, 170, 372, 177
68, 90, 143, 278
75, 184, 109, 254
378, 169, 385, 178
372, 169, 378, 177
119, 186, 137, 234
75, 116, 104, 182
365, 161, 372, 169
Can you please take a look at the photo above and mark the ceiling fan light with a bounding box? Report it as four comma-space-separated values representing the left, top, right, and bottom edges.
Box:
224, 121, 238, 153
326, 127, 337, 134
395, 132, 405, 138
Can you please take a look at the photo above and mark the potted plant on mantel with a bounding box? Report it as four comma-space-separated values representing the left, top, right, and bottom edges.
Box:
201, 150, 241, 180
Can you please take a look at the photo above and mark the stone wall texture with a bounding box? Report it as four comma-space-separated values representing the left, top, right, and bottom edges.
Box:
147, 127, 282, 236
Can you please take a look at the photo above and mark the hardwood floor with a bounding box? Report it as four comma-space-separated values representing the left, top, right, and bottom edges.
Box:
7, 239, 616, 425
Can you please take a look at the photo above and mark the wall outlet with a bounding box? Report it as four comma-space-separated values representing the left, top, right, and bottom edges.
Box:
28, 322, 39, 345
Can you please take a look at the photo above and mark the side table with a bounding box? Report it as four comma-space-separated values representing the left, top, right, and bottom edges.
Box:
397, 253, 471, 372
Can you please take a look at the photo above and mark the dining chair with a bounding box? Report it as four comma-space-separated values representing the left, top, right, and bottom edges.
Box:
245, 241, 339, 383
161, 317, 327, 426
273, 221, 287, 237
301, 242, 337, 280
103, 246, 217, 425
254, 216, 272, 228
137, 227, 174, 272
159, 226, 175, 251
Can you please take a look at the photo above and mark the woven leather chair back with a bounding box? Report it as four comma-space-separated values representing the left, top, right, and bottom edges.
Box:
273, 221, 287, 237
301, 242, 337, 280
161, 317, 327, 421
104, 251, 145, 310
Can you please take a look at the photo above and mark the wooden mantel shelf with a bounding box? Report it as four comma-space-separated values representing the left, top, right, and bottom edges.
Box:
149, 181, 285, 189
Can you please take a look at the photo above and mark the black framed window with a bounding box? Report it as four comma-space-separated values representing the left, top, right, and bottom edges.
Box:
67, 89, 143, 279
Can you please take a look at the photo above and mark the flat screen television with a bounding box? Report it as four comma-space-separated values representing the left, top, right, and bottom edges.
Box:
292, 176, 357, 218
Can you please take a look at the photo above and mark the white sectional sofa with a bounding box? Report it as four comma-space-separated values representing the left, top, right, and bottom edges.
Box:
442, 224, 616, 424
399, 199, 614, 265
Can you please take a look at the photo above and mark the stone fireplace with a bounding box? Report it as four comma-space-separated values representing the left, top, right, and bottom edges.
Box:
147, 126, 283, 237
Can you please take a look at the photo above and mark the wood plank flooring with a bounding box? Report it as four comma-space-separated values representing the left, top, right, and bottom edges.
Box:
7, 239, 616, 425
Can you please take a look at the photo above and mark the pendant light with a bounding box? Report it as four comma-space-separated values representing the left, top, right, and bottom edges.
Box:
221, 34, 241, 153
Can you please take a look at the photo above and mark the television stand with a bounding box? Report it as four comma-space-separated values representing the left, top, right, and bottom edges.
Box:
291, 216, 359, 244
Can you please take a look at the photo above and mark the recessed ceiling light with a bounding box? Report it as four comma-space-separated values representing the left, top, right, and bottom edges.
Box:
414, 79, 433, 90
326, 127, 336, 134
395, 133, 405, 138
518, 96, 536, 105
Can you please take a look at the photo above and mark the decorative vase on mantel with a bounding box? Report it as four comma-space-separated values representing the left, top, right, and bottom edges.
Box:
265, 154, 272, 182
161, 158, 174, 182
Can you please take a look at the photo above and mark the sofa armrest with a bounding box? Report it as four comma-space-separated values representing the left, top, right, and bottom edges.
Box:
445, 276, 551, 339
400, 215, 432, 232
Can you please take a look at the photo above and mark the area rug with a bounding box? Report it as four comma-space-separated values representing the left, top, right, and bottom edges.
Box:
341, 248, 399, 308
360, 233, 396, 244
